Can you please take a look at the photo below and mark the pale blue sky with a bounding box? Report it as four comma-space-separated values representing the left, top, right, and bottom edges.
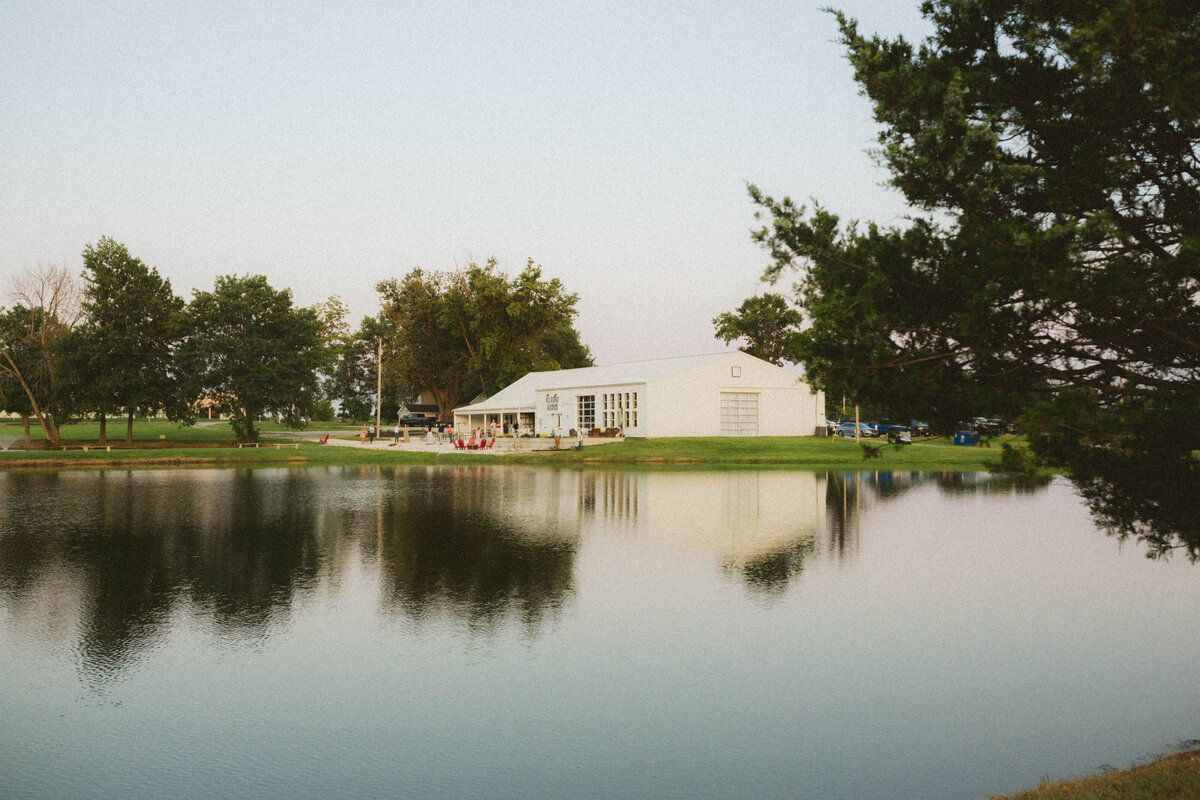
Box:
1, 0, 929, 364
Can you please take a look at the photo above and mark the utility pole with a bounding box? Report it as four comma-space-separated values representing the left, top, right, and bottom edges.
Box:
376, 337, 382, 432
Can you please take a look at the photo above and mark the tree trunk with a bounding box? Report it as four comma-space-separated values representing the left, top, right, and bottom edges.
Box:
42, 415, 59, 448
126, 409, 134, 444
21, 415, 31, 446
98, 411, 107, 446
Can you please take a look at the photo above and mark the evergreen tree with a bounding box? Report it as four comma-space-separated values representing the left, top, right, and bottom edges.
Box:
747, 0, 1200, 555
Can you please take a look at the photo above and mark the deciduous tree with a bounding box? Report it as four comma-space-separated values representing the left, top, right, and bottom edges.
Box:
179, 275, 323, 442
713, 293, 802, 366
73, 237, 186, 444
0, 266, 82, 447
376, 259, 592, 420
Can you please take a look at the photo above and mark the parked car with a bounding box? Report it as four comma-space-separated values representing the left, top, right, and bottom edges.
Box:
910, 420, 930, 437
398, 413, 434, 428
871, 420, 911, 437
836, 421, 878, 438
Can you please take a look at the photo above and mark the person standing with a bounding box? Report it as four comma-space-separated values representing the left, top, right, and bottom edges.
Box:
576, 427, 584, 451
368, 423, 375, 444
393, 423, 400, 444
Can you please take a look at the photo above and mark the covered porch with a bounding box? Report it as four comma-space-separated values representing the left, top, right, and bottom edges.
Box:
453, 406, 535, 436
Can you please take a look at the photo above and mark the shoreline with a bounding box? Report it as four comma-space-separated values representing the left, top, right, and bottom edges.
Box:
987, 747, 1200, 799
0, 434, 1039, 473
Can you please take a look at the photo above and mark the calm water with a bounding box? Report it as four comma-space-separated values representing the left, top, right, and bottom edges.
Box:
1, 466, 1197, 800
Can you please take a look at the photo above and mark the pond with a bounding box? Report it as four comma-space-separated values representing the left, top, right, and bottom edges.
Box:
1, 466, 1197, 799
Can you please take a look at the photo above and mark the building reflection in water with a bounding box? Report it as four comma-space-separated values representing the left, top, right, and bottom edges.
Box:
0, 466, 1049, 681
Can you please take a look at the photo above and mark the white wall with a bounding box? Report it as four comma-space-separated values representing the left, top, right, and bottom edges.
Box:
534, 384, 648, 436
646, 351, 821, 437
471, 352, 824, 438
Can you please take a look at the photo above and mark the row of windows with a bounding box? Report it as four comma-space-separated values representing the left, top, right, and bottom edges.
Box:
599, 391, 638, 429
601, 392, 637, 411
602, 409, 637, 429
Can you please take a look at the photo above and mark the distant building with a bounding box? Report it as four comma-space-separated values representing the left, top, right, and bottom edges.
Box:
398, 388, 441, 420
453, 351, 825, 437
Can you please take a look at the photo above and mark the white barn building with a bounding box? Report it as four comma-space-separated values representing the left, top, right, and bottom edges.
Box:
453, 351, 825, 438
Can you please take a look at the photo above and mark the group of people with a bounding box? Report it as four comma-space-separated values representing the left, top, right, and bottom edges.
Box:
353, 418, 586, 451
358, 420, 457, 445
550, 426, 586, 450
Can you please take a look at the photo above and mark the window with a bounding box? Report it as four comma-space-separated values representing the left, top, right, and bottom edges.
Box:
731, 366, 742, 377
578, 395, 595, 431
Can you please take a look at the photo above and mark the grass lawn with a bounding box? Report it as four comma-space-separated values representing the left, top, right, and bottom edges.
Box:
0, 420, 230, 445
200, 420, 366, 432
988, 748, 1200, 799
0, 427, 1044, 473
536, 434, 1024, 470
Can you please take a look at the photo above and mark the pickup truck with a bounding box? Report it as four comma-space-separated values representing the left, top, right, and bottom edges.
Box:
398, 414, 434, 428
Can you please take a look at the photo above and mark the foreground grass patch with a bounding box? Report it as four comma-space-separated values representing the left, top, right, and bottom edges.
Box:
1, 420, 231, 445
989, 748, 1200, 799
0, 432, 1045, 473
529, 435, 1019, 471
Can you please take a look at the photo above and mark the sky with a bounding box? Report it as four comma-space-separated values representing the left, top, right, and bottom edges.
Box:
1, 0, 932, 366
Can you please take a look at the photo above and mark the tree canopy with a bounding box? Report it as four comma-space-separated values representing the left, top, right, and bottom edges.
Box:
712, 293, 802, 366
742, 0, 1200, 555
70, 237, 186, 443
179, 275, 324, 442
376, 259, 593, 420
0, 266, 82, 446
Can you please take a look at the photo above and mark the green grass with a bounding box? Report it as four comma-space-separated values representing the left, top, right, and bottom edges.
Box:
0, 420, 230, 444
200, 420, 366, 432
989, 748, 1200, 799
0, 428, 1048, 473
536, 434, 1019, 470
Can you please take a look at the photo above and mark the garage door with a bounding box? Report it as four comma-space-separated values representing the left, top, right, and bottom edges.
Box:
719, 392, 759, 436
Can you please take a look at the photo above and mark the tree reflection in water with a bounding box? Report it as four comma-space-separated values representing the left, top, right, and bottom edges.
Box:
0, 467, 584, 682
0, 470, 326, 684
2, 463, 1158, 686
1070, 458, 1200, 562
370, 467, 579, 635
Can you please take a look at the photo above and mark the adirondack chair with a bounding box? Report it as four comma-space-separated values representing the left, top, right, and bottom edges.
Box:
319, 434, 330, 444
467, 437, 478, 450
484, 438, 495, 449
454, 438, 465, 450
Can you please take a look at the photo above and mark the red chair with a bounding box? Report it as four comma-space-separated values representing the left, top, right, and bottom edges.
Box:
467, 437, 478, 450
454, 438, 465, 450
485, 438, 495, 449
319, 434, 329, 444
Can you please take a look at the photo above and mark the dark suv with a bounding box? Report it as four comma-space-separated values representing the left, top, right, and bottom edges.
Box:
398, 414, 434, 428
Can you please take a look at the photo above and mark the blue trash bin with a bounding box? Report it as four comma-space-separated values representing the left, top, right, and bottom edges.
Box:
953, 430, 980, 446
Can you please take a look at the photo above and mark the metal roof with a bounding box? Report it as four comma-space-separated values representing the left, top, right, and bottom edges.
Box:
454, 353, 740, 414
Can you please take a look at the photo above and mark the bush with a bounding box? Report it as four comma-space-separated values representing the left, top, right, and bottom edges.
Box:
998, 441, 1037, 475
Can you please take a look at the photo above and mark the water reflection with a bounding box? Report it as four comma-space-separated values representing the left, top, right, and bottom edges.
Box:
0, 466, 1049, 681
371, 466, 579, 635
1070, 459, 1200, 561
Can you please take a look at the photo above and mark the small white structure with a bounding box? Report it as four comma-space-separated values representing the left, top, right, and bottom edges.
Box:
453, 352, 825, 438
